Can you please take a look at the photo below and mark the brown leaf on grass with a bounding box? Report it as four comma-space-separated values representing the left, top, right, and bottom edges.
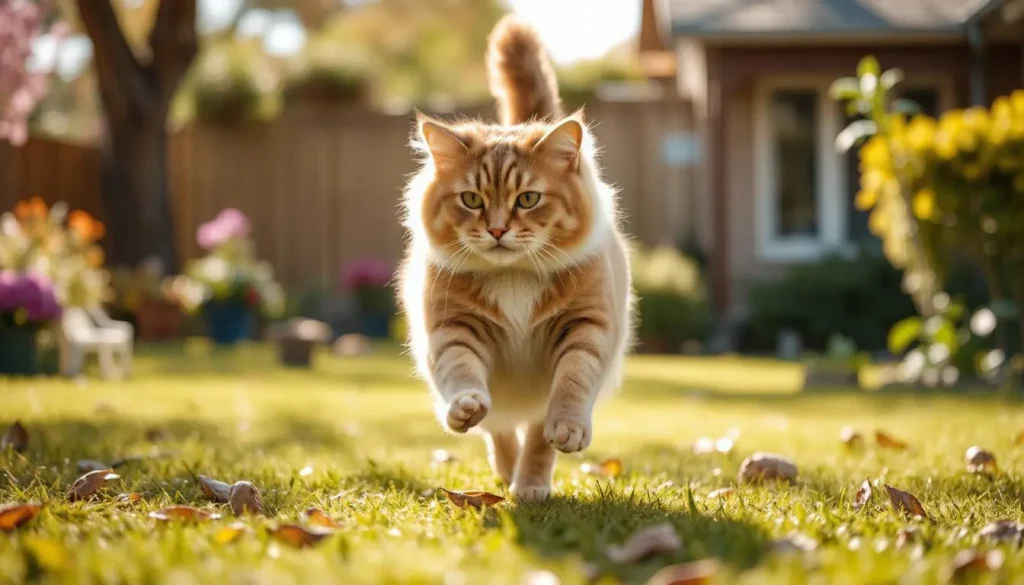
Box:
441, 488, 505, 510
1, 421, 28, 453
706, 487, 735, 500
979, 520, 1024, 543
115, 492, 142, 504
581, 458, 624, 478
213, 522, 248, 544
76, 459, 109, 473
149, 506, 221, 522
853, 479, 872, 511
198, 475, 232, 503
0, 503, 42, 532
67, 470, 120, 502
646, 560, 718, 585
965, 446, 997, 474
884, 485, 928, 518
948, 550, 1004, 582
875, 430, 908, 450
144, 428, 170, 443
228, 481, 262, 515
737, 453, 798, 484
303, 508, 344, 530
895, 526, 920, 549
606, 523, 683, 563
269, 524, 332, 548
840, 426, 863, 448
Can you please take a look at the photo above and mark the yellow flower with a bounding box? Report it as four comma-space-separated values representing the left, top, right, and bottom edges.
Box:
913, 189, 936, 220
868, 209, 890, 235
855, 189, 878, 211
934, 131, 957, 160
860, 136, 890, 171
906, 116, 936, 152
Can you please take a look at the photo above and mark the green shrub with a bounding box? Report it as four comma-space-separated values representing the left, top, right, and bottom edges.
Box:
742, 252, 916, 353
630, 245, 711, 352
187, 40, 282, 127
283, 38, 372, 105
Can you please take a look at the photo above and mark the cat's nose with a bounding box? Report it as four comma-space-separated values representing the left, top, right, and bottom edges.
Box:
488, 227, 509, 240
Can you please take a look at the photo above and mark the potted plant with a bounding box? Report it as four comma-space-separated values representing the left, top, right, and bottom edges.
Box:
109, 258, 184, 340
0, 198, 109, 374
0, 270, 61, 375
340, 258, 394, 339
172, 208, 284, 346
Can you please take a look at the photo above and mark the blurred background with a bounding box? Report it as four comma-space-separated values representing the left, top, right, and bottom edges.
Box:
1, 0, 1023, 388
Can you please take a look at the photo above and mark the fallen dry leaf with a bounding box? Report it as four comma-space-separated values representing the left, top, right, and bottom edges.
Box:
269, 523, 331, 548
1015, 430, 1024, 445
213, 522, 248, 544
1, 421, 28, 453
853, 479, 872, 511
0, 502, 42, 532
979, 519, 1024, 543
144, 428, 170, 443
706, 487, 735, 500
875, 430, 908, 450
228, 481, 262, 515
303, 508, 344, 530
115, 492, 142, 504
441, 488, 505, 510
965, 446, 997, 474
606, 523, 683, 564
149, 506, 221, 522
581, 458, 623, 478
737, 452, 798, 484
895, 526, 920, 549
646, 560, 718, 585
948, 550, 1004, 582
840, 426, 863, 448
67, 469, 119, 502
198, 475, 232, 503
76, 459, 109, 473
884, 485, 928, 519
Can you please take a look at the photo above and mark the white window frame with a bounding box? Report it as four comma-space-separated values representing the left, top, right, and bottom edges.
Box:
754, 76, 955, 262
753, 78, 844, 262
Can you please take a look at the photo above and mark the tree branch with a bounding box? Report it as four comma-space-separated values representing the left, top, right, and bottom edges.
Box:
75, 0, 153, 120
149, 0, 198, 108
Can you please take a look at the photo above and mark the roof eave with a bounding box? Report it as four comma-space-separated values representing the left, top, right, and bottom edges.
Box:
668, 25, 966, 44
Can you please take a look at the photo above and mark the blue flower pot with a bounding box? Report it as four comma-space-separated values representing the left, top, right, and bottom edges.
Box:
203, 301, 253, 346
0, 327, 39, 376
359, 312, 390, 339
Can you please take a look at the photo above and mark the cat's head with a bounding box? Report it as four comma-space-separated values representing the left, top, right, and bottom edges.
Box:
406, 113, 607, 272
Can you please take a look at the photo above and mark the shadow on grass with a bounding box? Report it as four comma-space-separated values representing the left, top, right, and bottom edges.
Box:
506, 486, 770, 584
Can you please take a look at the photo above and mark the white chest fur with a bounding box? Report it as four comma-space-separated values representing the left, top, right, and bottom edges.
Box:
481, 272, 546, 338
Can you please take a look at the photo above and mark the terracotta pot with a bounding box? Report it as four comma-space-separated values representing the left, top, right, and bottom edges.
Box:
136, 299, 185, 341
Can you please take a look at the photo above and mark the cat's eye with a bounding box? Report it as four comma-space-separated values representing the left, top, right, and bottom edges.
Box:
516, 191, 541, 209
460, 191, 484, 209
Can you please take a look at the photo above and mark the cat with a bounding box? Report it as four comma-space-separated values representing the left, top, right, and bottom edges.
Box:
397, 15, 633, 502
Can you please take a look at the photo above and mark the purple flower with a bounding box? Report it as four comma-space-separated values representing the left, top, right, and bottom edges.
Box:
196, 208, 252, 250
0, 270, 61, 322
341, 258, 393, 290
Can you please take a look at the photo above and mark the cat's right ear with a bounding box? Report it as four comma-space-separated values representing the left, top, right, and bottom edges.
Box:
417, 115, 469, 170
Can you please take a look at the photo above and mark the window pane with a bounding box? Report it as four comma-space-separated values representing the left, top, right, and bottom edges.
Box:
901, 88, 939, 118
771, 89, 819, 237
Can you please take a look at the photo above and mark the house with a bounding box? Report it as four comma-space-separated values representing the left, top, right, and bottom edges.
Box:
639, 0, 1024, 319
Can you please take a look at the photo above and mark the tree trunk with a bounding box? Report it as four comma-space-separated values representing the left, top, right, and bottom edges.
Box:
101, 116, 175, 266
77, 0, 196, 270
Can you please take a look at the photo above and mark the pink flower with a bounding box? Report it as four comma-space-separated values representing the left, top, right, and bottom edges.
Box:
196, 208, 252, 250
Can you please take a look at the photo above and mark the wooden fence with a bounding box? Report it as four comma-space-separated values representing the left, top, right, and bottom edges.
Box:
2, 100, 696, 289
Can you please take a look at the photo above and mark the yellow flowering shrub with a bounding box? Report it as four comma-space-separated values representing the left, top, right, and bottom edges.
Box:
833, 57, 1024, 383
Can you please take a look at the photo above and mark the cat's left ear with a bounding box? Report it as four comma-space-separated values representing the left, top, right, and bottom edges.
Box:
534, 113, 584, 172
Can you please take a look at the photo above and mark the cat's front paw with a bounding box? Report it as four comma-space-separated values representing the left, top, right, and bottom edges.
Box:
510, 482, 551, 503
445, 390, 490, 433
543, 415, 591, 453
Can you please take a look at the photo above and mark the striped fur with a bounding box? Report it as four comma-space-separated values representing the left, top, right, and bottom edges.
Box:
397, 17, 634, 502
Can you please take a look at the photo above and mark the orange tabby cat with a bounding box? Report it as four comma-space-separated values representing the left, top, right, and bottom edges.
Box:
398, 16, 633, 502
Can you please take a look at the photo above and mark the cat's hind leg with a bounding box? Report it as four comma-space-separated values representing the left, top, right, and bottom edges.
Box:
485, 430, 521, 486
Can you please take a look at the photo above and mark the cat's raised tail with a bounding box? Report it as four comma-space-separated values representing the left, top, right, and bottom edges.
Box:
486, 16, 563, 126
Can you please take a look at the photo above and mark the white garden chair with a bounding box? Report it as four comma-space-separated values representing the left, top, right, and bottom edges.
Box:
58, 307, 134, 379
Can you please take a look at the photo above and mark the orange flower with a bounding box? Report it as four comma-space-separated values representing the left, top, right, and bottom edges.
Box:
86, 245, 105, 268
14, 197, 47, 221
68, 210, 106, 241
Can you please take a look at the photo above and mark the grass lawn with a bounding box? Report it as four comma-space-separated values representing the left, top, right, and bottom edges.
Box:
3, 343, 1024, 584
